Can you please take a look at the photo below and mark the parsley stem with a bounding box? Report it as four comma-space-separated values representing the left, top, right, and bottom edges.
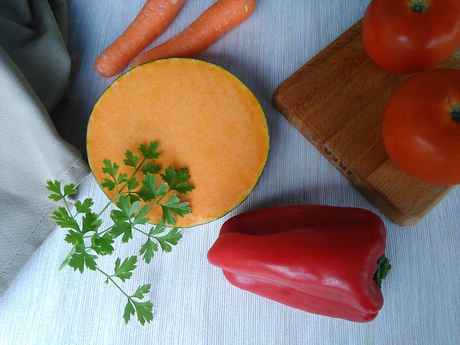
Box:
59, 246, 76, 271
144, 186, 172, 214
133, 226, 149, 237
96, 194, 120, 220
155, 188, 171, 205
96, 267, 131, 299
62, 194, 75, 220
97, 224, 115, 237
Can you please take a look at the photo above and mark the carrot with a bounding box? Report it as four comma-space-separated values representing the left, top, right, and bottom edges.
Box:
130, 0, 257, 68
95, 0, 187, 78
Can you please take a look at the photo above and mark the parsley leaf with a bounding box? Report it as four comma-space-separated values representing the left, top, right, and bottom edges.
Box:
139, 221, 183, 262
68, 247, 97, 273
123, 298, 154, 325
131, 284, 151, 300
133, 205, 150, 225
112, 195, 142, 220
101, 177, 116, 191
46, 180, 64, 201
123, 300, 135, 324
113, 256, 137, 282
140, 161, 161, 175
126, 176, 140, 191
109, 221, 133, 243
149, 221, 183, 252
156, 228, 182, 253
117, 173, 128, 185
123, 150, 140, 168
91, 233, 115, 255
64, 230, 84, 247
139, 141, 160, 160
74, 198, 93, 214
101, 159, 119, 179
138, 174, 167, 202
82, 211, 103, 234
139, 239, 158, 264
161, 167, 194, 194
133, 300, 154, 325
46, 180, 78, 202
51, 207, 79, 231
63, 183, 78, 196
160, 195, 191, 225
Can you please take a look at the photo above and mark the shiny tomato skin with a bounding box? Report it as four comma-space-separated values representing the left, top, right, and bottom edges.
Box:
362, 0, 460, 74
382, 69, 460, 185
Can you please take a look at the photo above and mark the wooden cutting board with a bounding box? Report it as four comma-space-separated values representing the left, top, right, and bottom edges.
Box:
273, 19, 459, 227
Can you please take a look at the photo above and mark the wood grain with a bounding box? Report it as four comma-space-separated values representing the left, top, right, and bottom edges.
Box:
273, 19, 458, 226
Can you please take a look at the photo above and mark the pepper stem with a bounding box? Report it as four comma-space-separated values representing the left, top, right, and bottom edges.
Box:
410, 0, 429, 13
374, 255, 391, 287
450, 103, 460, 123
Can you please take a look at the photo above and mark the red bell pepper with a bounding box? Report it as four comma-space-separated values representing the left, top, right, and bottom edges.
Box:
207, 205, 390, 323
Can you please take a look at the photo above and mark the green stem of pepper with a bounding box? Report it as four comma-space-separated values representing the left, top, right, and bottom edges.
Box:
450, 103, 460, 123
409, 0, 429, 13
374, 254, 391, 287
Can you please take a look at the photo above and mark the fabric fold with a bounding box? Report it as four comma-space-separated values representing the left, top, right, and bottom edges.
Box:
0, 0, 89, 298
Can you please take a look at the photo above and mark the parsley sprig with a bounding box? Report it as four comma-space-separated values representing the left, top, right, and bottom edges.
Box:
46, 142, 194, 325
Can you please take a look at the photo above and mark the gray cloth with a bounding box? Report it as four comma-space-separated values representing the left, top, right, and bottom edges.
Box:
0, 0, 89, 298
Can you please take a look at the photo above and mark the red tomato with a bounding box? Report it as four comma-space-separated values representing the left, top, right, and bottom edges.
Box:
362, 0, 460, 74
381, 69, 460, 185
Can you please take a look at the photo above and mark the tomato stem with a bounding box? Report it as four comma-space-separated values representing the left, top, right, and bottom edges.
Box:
410, 0, 429, 13
374, 254, 391, 287
450, 103, 460, 123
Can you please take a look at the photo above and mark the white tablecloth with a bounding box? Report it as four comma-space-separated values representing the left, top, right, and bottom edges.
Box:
1, 1, 459, 344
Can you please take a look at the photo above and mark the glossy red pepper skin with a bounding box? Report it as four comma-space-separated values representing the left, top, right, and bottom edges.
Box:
207, 205, 388, 323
